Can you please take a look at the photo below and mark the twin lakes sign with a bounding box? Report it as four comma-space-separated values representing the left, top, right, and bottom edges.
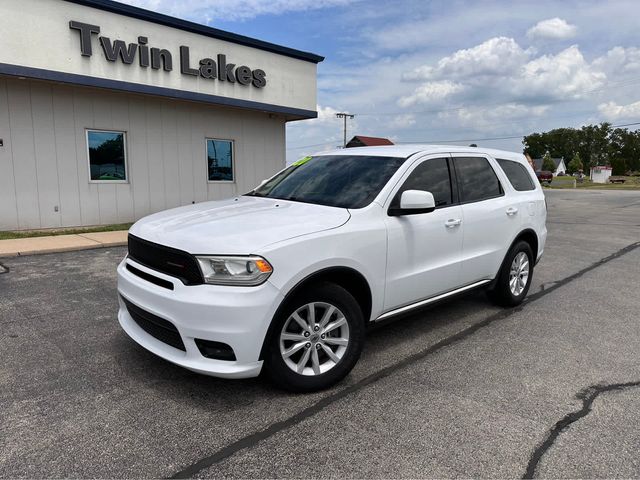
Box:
69, 20, 267, 88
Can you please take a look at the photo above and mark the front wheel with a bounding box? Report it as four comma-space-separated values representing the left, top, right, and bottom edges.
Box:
264, 282, 365, 392
488, 241, 534, 307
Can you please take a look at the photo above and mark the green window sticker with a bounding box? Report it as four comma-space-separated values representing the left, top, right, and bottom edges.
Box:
293, 156, 312, 167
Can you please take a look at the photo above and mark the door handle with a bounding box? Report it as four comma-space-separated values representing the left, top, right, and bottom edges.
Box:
445, 218, 462, 228
506, 207, 518, 216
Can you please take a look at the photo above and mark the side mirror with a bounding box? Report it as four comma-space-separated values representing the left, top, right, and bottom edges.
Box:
389, 190, 436, 216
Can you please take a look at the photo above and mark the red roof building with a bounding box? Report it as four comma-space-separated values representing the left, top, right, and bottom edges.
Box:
345, 136, 394, 148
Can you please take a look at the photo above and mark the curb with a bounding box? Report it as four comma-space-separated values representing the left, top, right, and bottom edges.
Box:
0, 241, 127, 258
0, 231, 128, 259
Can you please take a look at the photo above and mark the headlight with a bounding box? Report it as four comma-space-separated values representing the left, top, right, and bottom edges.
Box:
195, 255, 273, 286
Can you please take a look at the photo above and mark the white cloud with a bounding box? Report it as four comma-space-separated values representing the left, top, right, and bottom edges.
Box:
438, 103, 549, 131
515, 45, 606, 99
527, 18, 577, 40
598, 100, 640, 120
593, 46, 640, 75
401, 40, 606, 110
125, 0, 353, 21
398, 80, 464, 107
403, 37, 530, 81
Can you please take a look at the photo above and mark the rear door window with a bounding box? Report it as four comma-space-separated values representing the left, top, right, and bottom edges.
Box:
391, 157, 453, 208
453, 157, 503, 203
497, 159, 535, 191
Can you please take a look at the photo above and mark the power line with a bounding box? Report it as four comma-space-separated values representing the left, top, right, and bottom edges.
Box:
288, 121, 640, 151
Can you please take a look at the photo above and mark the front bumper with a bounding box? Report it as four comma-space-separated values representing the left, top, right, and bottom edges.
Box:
116, 257, 284, 379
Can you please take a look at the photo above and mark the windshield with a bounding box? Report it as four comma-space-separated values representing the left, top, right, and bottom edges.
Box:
246, 155, 405, 208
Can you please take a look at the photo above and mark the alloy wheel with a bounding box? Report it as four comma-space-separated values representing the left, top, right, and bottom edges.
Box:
279, 302, 350, 376
509, 251, 530, 296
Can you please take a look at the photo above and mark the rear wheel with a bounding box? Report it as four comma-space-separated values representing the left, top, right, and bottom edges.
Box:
264, 282, 364, 392
488, 241, 534, 307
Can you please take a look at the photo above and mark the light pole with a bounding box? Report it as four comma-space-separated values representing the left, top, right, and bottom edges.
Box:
336, 112, 355, 148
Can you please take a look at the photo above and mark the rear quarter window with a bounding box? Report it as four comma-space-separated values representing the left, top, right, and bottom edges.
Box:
497, 159, 535, 191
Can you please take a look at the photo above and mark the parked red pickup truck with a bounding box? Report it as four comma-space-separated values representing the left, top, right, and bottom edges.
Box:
535, 171, 553, 185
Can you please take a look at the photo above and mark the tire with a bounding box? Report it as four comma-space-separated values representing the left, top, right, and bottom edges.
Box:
264, 282, 365, 392
488, 241, 534, 307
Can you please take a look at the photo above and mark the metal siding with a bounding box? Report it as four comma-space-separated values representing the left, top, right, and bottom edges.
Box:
52, 84, 83, 226
161, 102, 181, 209
7, 81, 40, 229
145, 99, 166, 213
190, 108, 208, 204
0, 78, 19, 230
0, 78, 287, 230
128, 96, 150, 219
30, 84, 62, 228
176, 105, 195, 206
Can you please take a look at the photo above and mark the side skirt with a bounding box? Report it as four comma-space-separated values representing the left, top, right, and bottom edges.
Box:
373, 279, 492, 323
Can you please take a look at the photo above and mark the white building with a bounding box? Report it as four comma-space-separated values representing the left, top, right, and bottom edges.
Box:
0, 0, 322, 231
590, 166, 613, 183
532, 157, 567, 176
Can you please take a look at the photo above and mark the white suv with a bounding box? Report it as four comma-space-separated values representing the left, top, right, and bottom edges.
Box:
117, 145, 547, 391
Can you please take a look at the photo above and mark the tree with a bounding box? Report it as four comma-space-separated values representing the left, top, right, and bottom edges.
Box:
542, 152, 556, 172
567, 153, 583, 174
523, 128, 579, 160
522, 123, 640, 174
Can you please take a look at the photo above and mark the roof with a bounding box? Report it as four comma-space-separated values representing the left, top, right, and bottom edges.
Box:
316, 144, 528, 162
346, 136, 394, 147
65, 0, 324, 64
532, 157, 564, 171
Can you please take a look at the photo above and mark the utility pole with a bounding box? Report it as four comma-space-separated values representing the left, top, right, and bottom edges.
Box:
335, 113, 355, 148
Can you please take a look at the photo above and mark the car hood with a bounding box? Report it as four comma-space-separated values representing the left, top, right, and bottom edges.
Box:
129, 196, 351, 254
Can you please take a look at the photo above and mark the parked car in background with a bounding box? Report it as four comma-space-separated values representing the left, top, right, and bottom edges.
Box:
117, 145, 547, 392
536, 170, 553, 185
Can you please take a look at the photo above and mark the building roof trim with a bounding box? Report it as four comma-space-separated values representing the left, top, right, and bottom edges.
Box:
0, 62, 318, 119
64, 0, 325, 64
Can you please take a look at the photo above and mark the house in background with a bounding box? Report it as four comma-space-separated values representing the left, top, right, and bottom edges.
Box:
532, 157, 567, 176
346, 136, 394, 148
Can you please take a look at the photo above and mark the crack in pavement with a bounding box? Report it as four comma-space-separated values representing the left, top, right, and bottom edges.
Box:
168, 241, 640, 479
523, 381, 640, 479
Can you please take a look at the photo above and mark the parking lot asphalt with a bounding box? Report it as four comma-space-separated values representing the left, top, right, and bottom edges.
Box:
1, 189, 639, 478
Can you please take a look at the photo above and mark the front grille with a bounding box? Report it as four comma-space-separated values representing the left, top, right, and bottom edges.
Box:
128, 234, 202, 285
122, 296, 186, 351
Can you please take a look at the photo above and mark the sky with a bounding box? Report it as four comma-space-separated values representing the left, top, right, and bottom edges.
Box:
122, 0, 640, 161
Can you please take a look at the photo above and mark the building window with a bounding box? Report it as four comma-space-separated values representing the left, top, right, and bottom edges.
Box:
87, 130, 127, 182
206, 138, 234, 182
